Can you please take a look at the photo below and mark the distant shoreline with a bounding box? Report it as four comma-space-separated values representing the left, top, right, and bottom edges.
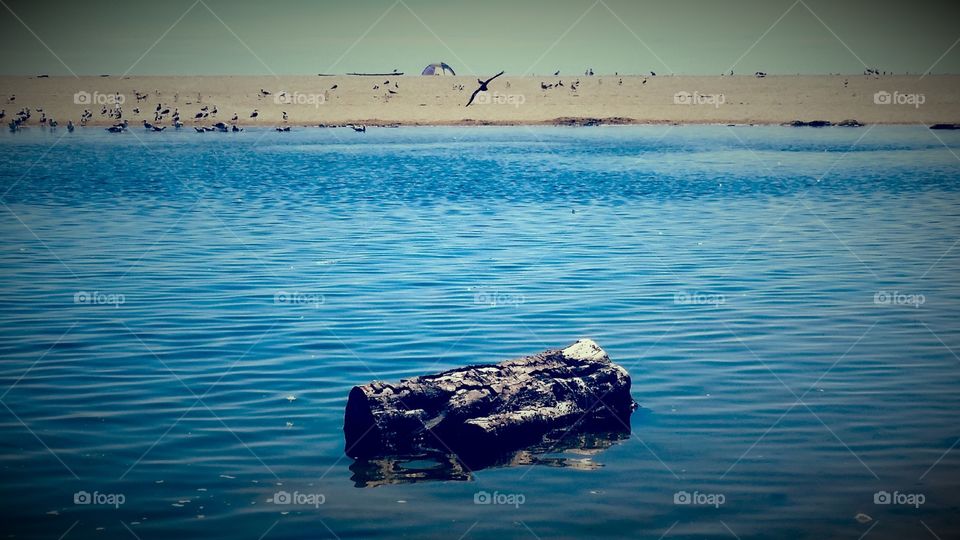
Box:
3, 75, 958, 127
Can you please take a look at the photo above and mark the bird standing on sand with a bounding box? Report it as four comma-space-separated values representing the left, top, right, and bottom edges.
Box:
250, 109, 259, 118
231, 113, 239, 122
282, 111, 288, 121
465, 71, 505, 107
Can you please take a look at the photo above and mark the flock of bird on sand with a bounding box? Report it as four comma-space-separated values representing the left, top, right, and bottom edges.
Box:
5, 72, 516, 134
6, 67, 901, 133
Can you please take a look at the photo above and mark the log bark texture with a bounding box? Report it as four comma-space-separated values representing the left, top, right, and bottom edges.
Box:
344, 339, 636, 459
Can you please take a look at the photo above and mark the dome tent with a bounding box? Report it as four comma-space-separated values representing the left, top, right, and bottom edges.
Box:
421, 62, 456, 76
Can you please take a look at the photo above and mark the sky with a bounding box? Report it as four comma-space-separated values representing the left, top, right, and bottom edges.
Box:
0, 0, 957, 76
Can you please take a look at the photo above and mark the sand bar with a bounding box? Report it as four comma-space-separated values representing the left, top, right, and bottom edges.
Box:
2, 75, 958, 127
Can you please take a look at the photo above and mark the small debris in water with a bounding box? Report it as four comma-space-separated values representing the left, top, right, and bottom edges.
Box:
855, 512, 872, 524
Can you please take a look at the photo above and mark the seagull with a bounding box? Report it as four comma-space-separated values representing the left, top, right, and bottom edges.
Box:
554, 70, 560, 76
465, 71, 505, 107
250, 109, 259, 118
0, 110, 4, 120
330, 84, 338, 90
231, 113, 238, 122
260, 89, 271, 96
142, 120, 155, 129
67, 120, 75, 132
105, 125, 124, 133
282, 111, 288, 121
350, 124, 366, 132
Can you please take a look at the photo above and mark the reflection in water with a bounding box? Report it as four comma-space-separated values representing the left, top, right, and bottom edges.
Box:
349, 426, 631, 487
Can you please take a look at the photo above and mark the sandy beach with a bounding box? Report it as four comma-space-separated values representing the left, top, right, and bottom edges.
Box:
2, 74, 959, 128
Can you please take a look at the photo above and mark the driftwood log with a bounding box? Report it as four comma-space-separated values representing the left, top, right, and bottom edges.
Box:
343, 339, 636, 460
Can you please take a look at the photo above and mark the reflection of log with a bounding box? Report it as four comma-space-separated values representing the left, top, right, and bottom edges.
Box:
344, 339, 636, 460
349, 427, 632, 487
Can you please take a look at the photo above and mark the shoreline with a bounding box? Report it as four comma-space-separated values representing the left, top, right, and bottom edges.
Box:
3, 75, 959, 128
6, 118, 957, 129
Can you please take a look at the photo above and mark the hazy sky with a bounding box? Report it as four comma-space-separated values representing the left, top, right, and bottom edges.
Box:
0, 0, 957, 75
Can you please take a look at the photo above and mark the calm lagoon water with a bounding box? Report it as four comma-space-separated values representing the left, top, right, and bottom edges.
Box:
1, 126, 959, 539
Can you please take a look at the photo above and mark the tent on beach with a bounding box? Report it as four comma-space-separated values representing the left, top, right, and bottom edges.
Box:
421, 62, 456, 76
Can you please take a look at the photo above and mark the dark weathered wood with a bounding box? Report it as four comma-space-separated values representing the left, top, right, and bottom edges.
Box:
343, 339, 636, 459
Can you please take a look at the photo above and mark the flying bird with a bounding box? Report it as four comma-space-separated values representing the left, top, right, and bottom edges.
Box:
465, 71, 505, 107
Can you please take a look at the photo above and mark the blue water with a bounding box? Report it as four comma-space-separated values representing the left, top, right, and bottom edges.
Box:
1, 126, 959, 539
